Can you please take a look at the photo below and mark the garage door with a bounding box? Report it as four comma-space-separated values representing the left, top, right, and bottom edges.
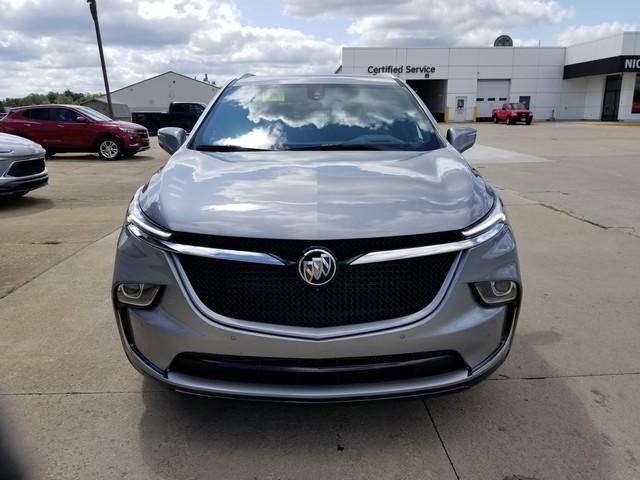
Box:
476, 80, 511, 119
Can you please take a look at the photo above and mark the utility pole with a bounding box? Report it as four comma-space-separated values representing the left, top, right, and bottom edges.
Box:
87, 0, 114, 118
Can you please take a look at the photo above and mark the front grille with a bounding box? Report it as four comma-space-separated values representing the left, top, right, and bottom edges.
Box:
7, 158, 45, 177
137, 130, 148, 138
178, 251, 457, 327
170, 352, 467, 386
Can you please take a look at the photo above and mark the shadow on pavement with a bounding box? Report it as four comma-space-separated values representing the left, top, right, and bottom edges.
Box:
136, 332, 612, 479
425, 330, 613, 479
0, 196, 54, 217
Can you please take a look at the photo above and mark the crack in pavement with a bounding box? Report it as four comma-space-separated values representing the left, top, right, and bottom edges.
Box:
423, 399, 460, 480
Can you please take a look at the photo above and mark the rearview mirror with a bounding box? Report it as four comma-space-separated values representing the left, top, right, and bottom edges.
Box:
446, 127, 476, 154
158, 127, 187, 155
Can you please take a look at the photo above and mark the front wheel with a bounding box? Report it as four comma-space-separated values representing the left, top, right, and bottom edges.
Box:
526, 118, 533, 125
98, 138, 122, 160
508, 116, 515, 125
493, 115, 499, 124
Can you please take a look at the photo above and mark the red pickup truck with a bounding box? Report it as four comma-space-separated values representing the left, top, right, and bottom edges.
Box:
492, 102, 533, 125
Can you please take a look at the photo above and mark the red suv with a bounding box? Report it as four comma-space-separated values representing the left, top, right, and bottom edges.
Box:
0, 105, 149, 160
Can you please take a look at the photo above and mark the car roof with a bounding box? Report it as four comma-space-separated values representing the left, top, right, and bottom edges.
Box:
12, 104, 79, 110
234, 74, 400, 86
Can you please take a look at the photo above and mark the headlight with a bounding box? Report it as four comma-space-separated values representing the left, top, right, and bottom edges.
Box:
474, 281, 519, 305
126, 187, 172, 240
119, 127, 137, 134
462, 195, 507, 238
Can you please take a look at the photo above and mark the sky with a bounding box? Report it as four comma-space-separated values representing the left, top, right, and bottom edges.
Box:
0, 0, 638, 98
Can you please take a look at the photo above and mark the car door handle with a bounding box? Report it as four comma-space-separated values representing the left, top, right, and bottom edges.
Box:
24, 123, 32, 127
57, 125, 65, 128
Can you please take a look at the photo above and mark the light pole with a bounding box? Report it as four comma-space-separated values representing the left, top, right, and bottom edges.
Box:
87, 0, 114, 118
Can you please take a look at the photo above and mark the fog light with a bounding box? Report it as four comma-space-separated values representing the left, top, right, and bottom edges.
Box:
116, 283, 161, 308
474, 281, 518, 305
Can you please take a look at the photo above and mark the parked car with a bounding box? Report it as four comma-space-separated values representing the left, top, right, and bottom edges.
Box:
492, 102, 533, 125
113, 75, 521, 402
0, 105, 149, 160
131, 102, 206, 136
0, 133, 48, 198
0, 112, 7, 120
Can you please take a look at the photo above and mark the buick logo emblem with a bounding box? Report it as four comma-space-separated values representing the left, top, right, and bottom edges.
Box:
298, 249, 337, 286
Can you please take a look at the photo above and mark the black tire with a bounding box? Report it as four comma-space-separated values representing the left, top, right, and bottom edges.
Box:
526, 118, 533, 125
97, 137, 122, 160
147, 123, 159, 136
493, 115, 499, 124
508, 116, 515, 125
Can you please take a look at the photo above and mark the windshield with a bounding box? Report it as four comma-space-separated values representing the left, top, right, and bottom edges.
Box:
76, 105, 112, 121
509, 103, 527, 110
190, 83, 443, 151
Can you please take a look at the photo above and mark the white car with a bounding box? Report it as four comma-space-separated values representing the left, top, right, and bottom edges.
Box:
0, 133, 48, 198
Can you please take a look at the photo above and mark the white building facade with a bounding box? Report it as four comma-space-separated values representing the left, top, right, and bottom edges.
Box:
340, 32, 640, 122
98, 71, 220, 112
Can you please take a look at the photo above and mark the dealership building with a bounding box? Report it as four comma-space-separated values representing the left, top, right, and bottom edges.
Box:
339, 32, 640, 122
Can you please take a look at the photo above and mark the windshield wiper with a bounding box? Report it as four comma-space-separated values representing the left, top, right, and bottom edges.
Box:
285, 144, 386, 151
194, 144, 270, 152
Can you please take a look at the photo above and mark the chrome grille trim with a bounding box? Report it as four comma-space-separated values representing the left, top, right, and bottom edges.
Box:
350, 223, 505, 266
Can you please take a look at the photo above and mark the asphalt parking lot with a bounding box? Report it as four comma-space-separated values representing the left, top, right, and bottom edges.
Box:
1, 122, 639, 479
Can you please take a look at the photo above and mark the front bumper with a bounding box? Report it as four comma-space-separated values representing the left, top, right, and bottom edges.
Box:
112, 224, 520, 402
0, 170, 48, 196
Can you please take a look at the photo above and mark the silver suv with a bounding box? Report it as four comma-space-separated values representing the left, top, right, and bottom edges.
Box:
0, 133, 48, 198
112, 75, 521, 401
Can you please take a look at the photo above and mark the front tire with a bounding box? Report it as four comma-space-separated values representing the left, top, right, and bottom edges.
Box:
493, 115, 499, 124
508, 116, 515, 125
98, 138, 122, 160
526, 118, 533, 125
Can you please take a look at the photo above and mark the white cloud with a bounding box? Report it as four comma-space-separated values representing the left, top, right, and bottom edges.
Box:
282, 0, 573, 46
0, 0, 339, 98
557, 22, 637, 46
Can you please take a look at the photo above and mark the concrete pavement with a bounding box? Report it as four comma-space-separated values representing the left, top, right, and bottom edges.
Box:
1, 124, 639, 479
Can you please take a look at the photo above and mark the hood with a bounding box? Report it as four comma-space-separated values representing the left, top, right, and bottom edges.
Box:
139, 147, 494, 240
109, 120, 147, 131
0, 133, 45, 160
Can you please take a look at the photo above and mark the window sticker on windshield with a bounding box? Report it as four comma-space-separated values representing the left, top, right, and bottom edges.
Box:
261, 90, 286, 102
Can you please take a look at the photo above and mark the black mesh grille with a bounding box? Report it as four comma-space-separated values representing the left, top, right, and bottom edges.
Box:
178, 251, 457, 327
7, 159, 45, 177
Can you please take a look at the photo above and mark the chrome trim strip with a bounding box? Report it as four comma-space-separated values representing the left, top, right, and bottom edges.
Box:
349, 222, 505, 266
159, 239, 286, 266
127, 224, 286, 266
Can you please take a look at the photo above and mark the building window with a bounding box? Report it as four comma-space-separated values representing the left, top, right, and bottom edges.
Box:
633, 74, 640, 114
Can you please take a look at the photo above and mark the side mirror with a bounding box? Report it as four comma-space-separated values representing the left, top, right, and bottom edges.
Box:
158, 127, 187, 155
75, 116, 89, 123
446, 127, 476, 154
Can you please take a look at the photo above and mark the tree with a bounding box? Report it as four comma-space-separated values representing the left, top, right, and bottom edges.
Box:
2, 91, 101, 107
